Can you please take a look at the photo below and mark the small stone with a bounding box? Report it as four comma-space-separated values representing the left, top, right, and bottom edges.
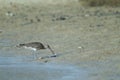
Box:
56, 16, 67, 21
0, 30, 2, 33
96, 24, 104, 27
37, 18, 40, 22
84, 14, 90, 17
30, 19, 33, 23
35, 16, 41, 22
5, 11, 15, 17
78, 46, 83, 49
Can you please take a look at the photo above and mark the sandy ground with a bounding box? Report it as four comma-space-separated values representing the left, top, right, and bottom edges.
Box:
0, 0, 120, 80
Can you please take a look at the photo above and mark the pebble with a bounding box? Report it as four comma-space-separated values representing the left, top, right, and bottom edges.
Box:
0, 30, 2, 33
5, 11, 15, 17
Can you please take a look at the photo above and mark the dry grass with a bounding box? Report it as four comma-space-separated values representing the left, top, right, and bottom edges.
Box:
79, 0, 120, 7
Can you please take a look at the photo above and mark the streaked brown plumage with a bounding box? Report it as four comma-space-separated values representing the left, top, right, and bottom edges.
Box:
17, 42, 56, 59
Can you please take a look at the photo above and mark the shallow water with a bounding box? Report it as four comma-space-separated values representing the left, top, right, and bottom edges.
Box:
0, 57, 87, 80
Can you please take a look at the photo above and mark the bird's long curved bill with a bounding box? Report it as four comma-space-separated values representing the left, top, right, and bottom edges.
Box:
47, 45, 56, 55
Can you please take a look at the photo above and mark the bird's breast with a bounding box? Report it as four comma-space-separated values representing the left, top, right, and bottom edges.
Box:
24, 46, 37, 51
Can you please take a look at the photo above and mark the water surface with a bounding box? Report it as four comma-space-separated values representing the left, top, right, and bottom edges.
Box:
0, 57, 87, 80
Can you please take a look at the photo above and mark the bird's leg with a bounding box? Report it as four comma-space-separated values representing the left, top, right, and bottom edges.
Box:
32, 52, 35, 59
32, 51, 37, 60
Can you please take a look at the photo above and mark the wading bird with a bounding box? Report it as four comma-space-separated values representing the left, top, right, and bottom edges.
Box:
17, 42, 56, 59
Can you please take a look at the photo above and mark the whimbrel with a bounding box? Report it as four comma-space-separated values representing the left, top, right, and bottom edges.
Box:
17, 42, 56, 59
